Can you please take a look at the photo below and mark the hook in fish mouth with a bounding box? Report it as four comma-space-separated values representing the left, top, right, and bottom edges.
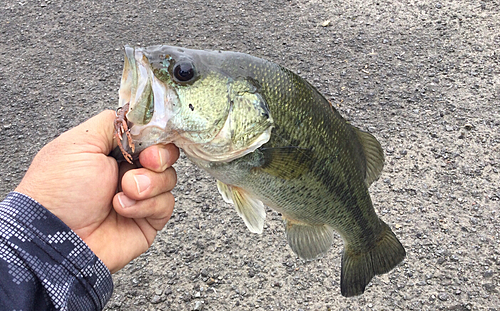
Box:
113, 102, 135, 164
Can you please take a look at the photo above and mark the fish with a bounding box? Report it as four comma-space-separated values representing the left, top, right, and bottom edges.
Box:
112, 45, 406, 297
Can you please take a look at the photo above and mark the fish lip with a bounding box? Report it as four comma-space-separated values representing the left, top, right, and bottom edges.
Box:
118, 45, 137, 110
116, 45, 179, 157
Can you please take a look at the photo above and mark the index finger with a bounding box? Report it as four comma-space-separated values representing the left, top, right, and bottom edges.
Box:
138, 144, 180, 172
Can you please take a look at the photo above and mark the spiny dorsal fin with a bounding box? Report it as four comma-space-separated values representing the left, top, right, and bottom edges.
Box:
257, 147, 313, 180
216, 180, 266, 234
284, 216, 334, 260
353, 128, 384, 186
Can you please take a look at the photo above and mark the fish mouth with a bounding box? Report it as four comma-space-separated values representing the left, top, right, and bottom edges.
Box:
115, 46, 180, 158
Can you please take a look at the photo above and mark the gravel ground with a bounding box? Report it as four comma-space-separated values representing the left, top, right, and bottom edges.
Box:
1, 0, 499, 310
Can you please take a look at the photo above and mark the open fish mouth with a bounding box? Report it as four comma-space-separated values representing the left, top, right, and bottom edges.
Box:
113, 46, 180, 160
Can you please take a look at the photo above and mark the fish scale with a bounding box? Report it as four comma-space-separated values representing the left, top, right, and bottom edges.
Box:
113, 45, 406, 297
242, 60, 376, 240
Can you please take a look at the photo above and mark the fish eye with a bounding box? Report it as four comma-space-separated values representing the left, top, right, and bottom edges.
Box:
173, 62, 195, 83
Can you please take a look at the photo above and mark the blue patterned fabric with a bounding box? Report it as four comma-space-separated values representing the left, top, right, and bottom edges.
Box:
0, 192, 113, 310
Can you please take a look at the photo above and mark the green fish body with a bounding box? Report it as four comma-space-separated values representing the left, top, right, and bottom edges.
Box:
116, 45, 406, 297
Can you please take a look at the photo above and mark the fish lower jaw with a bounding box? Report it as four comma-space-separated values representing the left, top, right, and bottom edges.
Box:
178, 142, 235, 163
178, 127, 273, 164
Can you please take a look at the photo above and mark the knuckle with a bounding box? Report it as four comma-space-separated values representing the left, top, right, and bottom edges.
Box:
161, 167, 177, 189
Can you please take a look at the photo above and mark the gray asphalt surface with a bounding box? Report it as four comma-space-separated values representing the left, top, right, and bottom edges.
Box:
1, 0, 499, 310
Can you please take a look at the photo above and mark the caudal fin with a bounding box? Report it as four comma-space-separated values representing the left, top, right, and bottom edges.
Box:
341, 220, 406, 297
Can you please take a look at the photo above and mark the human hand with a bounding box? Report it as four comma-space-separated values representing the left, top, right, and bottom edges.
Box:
15, 110, 179, 273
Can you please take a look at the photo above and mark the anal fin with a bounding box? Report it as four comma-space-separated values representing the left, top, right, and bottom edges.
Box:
284, 217, 334, 261
216, 180, 266, 234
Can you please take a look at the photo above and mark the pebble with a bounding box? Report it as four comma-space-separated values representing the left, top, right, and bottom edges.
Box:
150, 295, 162, 304
193, 300, 205, 310
483, 283, 497, 293
482, 270, 493, 278
201, 269, 209, 277
321, 20, 331, 27
248, 269, 256, 278
438, 293, 448, 301
183, 293, 193, 302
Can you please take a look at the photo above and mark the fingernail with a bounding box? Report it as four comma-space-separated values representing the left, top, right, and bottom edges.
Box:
118, 193, 136, 208
158, 147, 170, 170
134, 175, 151, 194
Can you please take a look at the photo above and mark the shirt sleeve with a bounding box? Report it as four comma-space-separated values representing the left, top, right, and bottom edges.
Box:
0, 192, 113, 311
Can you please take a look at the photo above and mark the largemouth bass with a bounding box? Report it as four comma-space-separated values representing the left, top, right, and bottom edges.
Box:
113, 45, 406, 297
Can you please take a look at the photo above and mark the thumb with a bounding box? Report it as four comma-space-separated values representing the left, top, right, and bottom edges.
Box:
60, 110, 118, 155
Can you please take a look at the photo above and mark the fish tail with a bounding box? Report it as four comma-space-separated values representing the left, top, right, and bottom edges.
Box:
340, 220, 406, 297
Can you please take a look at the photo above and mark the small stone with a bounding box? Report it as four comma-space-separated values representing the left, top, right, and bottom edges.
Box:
150, 295, 162, 304
248, 269, 255, 278
321, 20, 331, 27
438, 293, 448, 301
482, 270, 493, 278
192, 300, 204, 310
483, 283, 497, 293
182, 293, 192, 302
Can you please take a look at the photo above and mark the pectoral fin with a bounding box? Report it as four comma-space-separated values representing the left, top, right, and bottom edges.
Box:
284, 217, 334, 260
216, 180, 266, 234
257, 147, 313, 180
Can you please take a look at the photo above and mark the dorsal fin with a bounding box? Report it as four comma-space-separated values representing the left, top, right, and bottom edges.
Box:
353, 128, 384, 186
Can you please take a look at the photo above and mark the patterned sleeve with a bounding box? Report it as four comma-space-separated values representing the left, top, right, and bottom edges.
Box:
0, 192, 113, 311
